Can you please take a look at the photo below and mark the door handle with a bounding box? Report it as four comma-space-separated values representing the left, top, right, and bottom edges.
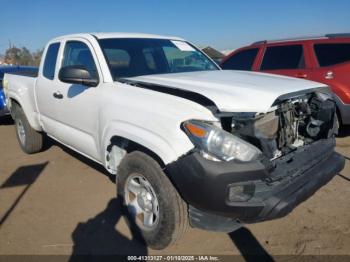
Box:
53, 91, 63, 99
295, 73, 308, 79
325, 71, 334, 80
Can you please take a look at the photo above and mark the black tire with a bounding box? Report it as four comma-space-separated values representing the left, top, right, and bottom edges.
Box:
13, 104, 43, 154
335, 109, 342, 135
117, 151, 188, 250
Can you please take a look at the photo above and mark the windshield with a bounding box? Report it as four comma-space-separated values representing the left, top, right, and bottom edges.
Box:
98, 38, 219, 79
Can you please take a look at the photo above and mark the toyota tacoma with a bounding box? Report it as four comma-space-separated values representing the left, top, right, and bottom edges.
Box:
3, 33, 344, 249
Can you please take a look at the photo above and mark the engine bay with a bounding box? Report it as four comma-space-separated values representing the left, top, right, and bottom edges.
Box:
221, 92, 337, 161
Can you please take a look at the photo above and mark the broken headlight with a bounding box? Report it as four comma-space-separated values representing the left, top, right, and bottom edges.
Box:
183, 120, 261, 162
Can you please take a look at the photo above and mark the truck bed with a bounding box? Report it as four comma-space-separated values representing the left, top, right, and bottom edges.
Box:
4, 71, 40, 129
5, 68, 38, 77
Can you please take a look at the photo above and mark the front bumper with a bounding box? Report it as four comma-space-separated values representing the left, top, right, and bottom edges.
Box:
166, 138, 344, 230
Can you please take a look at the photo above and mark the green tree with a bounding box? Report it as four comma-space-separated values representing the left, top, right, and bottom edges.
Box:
32, 48, 44, 66
4, 46, 21, 65
19, 47, 34, 65
3, 45, 44, 66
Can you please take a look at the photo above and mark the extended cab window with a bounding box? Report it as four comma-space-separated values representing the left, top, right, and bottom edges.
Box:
43, 43, 60, 80
261, 45, 305, 70
221, 48, 259, 71
62, 41, 98, 79
314, 43, 350, 67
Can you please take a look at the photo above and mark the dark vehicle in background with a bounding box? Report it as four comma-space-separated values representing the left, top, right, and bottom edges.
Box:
0, 66, 38, 117
221, 34, 350, 126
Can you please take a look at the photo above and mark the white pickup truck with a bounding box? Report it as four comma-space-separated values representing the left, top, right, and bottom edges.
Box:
3, 33, 344, 249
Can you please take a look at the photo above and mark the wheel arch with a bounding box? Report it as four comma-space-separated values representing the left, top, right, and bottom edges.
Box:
8, 95, 42, 131
100, 121, 190, 174
106, 135, 166, 171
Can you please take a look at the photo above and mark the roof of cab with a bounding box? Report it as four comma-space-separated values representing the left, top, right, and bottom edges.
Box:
51, 32, 185, 42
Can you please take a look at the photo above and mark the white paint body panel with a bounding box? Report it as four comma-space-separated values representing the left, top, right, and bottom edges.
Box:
129, 70, 328, 113
3, 74, 42, 130
4, 33, 328, 170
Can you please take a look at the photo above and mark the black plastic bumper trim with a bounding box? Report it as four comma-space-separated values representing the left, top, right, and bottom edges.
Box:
166, 139, 344, 224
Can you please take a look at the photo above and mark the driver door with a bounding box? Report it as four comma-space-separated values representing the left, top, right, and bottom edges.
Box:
50, 39, 101, 161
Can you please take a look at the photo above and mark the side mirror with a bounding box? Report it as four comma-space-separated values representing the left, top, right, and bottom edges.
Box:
58, 65, 98, 87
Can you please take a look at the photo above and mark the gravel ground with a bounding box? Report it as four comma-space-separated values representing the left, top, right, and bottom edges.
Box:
0, 116, 349, 259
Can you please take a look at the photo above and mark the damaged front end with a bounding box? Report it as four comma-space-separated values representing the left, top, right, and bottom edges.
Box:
220, 91, 338, 162
167, 89, 345, 231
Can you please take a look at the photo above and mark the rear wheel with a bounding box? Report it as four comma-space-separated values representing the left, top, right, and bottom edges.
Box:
13, 105, 43, 154
117, 151, 188, 250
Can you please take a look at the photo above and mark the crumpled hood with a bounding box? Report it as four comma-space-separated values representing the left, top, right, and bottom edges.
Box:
127, 70, 328, 113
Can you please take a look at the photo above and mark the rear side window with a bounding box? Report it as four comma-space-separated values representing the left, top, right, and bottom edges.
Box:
43, 43, 60, 80
314, 43, 350, 67
261, 45, 305, 70
221, 48, 259, 71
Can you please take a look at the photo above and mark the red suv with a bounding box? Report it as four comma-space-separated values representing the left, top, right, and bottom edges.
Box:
221, 34, 350, 125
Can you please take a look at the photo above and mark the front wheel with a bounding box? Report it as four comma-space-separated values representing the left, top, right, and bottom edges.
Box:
117, 151, 188, 250
13, 105, 43, 154
335, 110, 341, 135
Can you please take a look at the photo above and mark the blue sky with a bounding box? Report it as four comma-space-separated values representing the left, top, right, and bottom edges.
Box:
0, 0, 349, 54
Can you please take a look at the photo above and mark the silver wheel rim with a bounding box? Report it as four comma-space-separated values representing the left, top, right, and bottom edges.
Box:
124, 174, 160, 230
16, 119, 26, 146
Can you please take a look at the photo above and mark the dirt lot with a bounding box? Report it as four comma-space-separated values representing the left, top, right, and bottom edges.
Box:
0, 116, 349, 258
